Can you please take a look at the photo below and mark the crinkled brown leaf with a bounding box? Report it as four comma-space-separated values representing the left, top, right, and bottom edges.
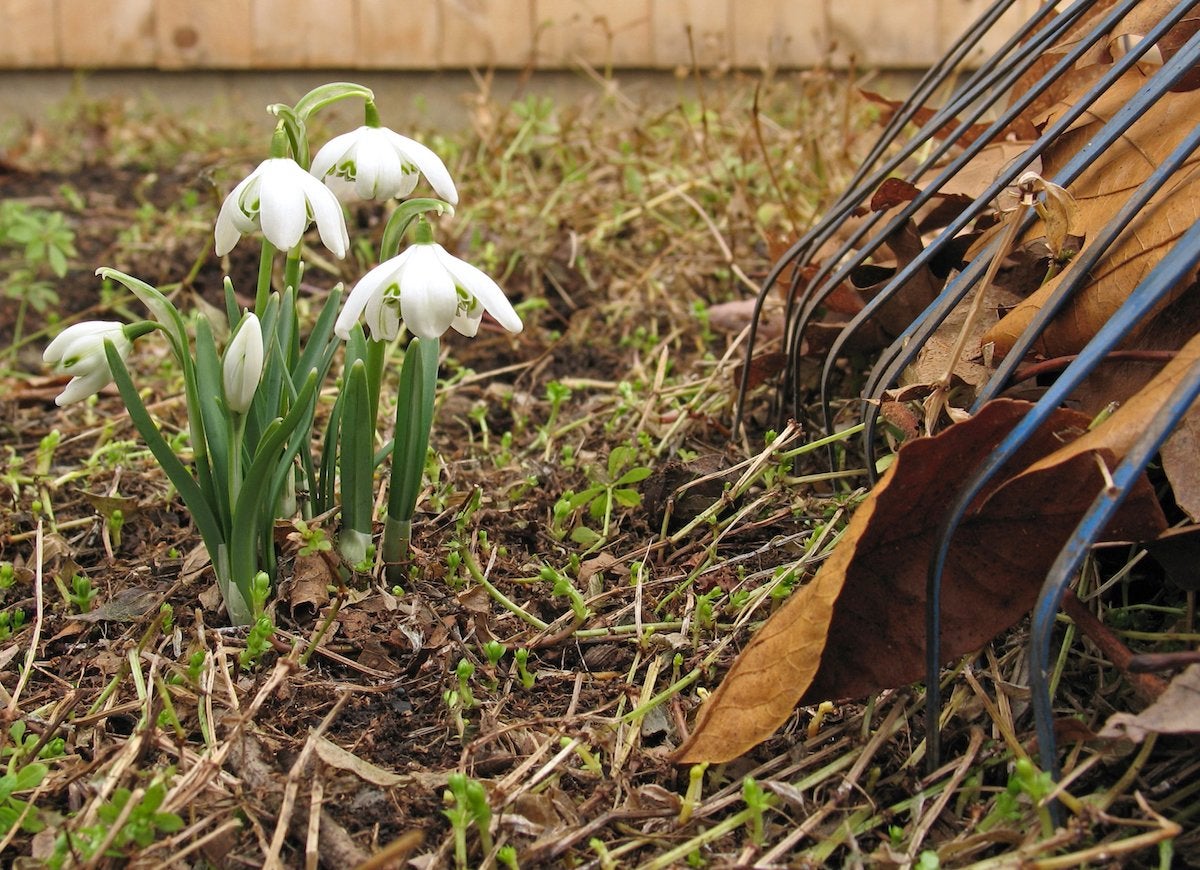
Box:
674, 398, 1167, 763
983, 74, 1200, 359
1098, 664, 1200, 742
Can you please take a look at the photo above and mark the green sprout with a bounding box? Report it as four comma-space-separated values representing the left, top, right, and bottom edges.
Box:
0, 610, 26, 642
66, 573, 98, 613
483, 640, 507, 667
455, 659, 477, 709
238, 613, 275, 671
514, 648, 535, 689
443, 773, 493, 869
542, 565, 590, 622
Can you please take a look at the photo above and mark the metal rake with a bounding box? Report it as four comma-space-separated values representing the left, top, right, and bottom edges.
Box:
737, 0, 1200, 811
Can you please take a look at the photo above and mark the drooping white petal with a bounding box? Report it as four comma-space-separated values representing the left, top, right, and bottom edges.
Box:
309, 129, 358, 181
257, 163, 310, 250
44, 321, 132, 406
363, 281, 402, 341
44, 321, 112, 365
353, 134, 402, 199
383, 129, 458, 204
298, 171, 349, 259
394, 172, 420, 199
214, 158, 348, 259
400, 246, 459, 339
336, 253, 409, 339
214, 172, 258, 256
450, 299, 484, 337
433, 245, 523, 334
57, 366, 111, 406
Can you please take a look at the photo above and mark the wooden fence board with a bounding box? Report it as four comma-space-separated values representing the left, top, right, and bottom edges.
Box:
357, 0, 440, 68
155, 0, 253, 69
827, 0, 942, 68
537, 0, 652, 69
0, 0, 61, 67
733, 1, 828, 69
59, 0, 155, 68
440, 0, 535, 68
0, 0, 1049, 71
653, 0, 731, 68
252, 0, 360, 68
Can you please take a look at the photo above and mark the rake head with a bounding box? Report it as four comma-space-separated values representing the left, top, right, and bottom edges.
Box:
739, 0, 1200, 810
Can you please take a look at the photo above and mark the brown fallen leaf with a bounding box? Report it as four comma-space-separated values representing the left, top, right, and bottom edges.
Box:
281, 551, 335, 618
1021, 328, 1200, 475
1161, 401, 1200, 522
70, 586, 162, 623
674, 398, 1166, 763
983, 72, 1200, 359
1098, 664, 1200, 742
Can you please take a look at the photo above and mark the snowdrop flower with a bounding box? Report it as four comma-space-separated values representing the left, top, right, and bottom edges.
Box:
43, 321, 132, 406
223, 313, 264, 414
311, 126, 458, 205
336, 242, 522, 341
215, 158, 349, 258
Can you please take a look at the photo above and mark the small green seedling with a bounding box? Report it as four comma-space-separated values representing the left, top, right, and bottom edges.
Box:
238, 614, 275, 671
559, 445, 652, 543
0, 761, 47, 836
514, 648, 535, 689
66, 573, 98, 613
443, 773, 493, 869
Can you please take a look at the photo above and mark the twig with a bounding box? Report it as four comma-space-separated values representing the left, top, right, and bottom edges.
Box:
6, 520, 45, 718
263, 693, 350, 867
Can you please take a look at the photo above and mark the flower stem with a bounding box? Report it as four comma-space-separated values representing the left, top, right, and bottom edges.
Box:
284, 245, 303, 295
382, 337, 439, 583
255, 239, 276, 316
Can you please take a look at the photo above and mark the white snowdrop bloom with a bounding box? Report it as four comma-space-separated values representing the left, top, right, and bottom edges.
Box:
43, 321, 132, 406
215, 158, 349, 258
335, 243, 521, 342
222, 313, 264, 414
310, 126, 458, 205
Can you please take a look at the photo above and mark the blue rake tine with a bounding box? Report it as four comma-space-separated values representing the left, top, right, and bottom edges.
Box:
735, 0, 1089, 434
815, 0, 1167, 461
862, 97, 1200, 485
1029, 353, 1200, 825
923, 214, 1200, 771
855, 6, 1200, 477
856, 0, 1200, 407
787, 0, 1113, 427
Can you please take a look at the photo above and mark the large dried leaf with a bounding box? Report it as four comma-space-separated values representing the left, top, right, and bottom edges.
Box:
675, 397, 1167, 763
983, 74, 1200, 359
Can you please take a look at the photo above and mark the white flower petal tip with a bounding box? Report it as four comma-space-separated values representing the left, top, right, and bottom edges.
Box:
214, 158, 349, 258
337, 243, 521, 342
44, 321, 132, 406
223, 313, 265, 414
311, 126, 459, 205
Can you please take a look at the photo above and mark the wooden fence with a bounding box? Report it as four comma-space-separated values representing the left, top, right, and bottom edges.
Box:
2, 0, 1041, 71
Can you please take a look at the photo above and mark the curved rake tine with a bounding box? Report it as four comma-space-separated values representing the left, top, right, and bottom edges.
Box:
815, 0, 1147, 440
922, 214, 1200, 771
847, 0, 1027, 186
758, 0, 1097, 432
974, 137, 1200, 405
854, 8, 1200, 472
788, 0, 1100, 354
1030, 353, 1200, 825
